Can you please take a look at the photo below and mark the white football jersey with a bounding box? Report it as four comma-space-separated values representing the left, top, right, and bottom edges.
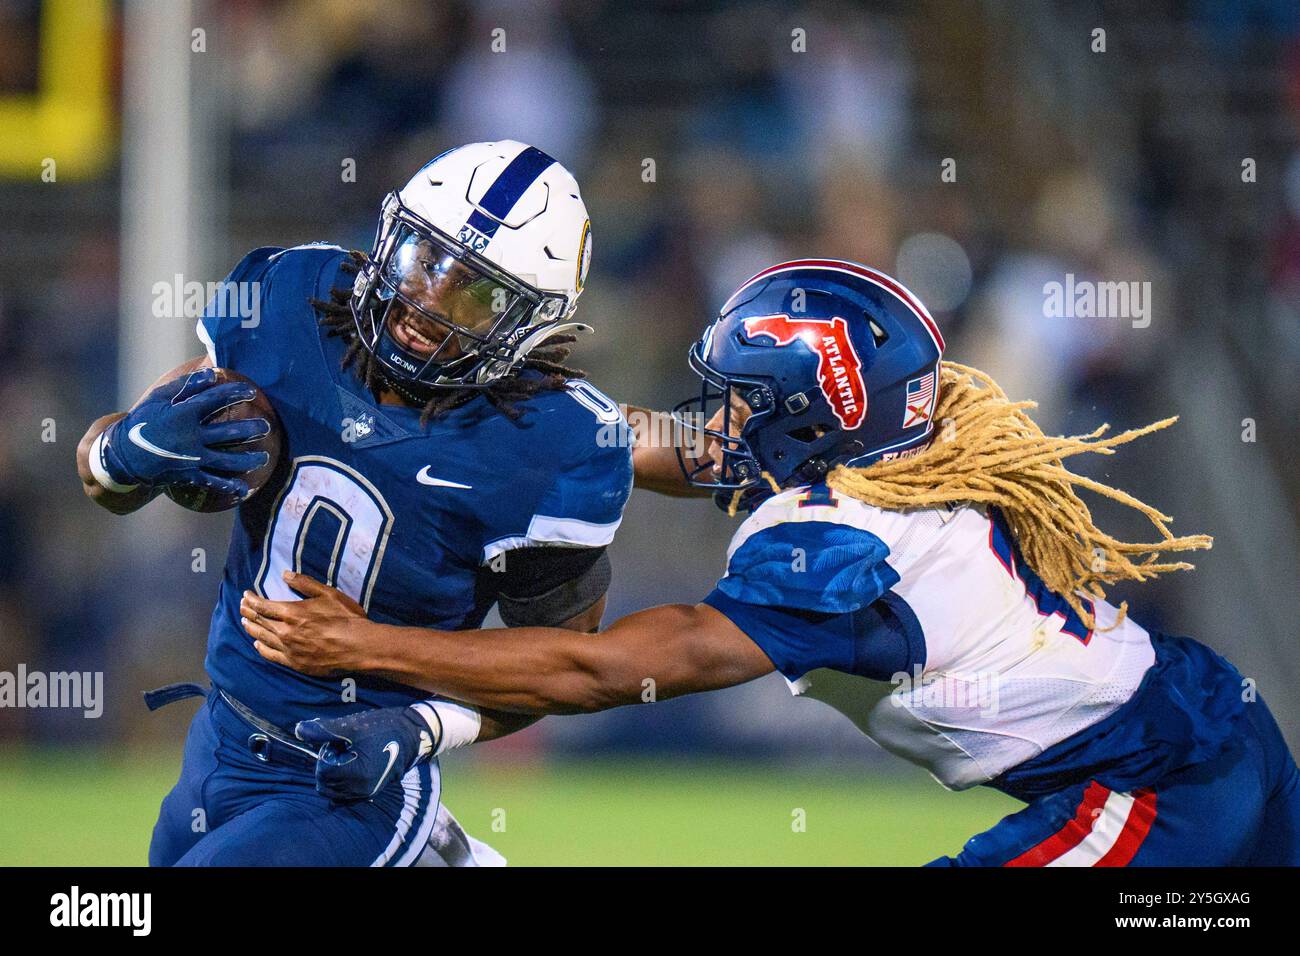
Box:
721, 486, 1156, 791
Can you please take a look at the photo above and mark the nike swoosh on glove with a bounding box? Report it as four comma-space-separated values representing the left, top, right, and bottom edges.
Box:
296, 706, 436, 804
98, 367, 270, 499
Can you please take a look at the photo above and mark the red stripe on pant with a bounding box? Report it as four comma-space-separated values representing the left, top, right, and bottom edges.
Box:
1096, 788, 1158, 867
1005, 781, 1112, 867
1004, 784, 1159, 867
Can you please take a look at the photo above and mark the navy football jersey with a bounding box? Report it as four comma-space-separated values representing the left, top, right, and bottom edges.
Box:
195, 244, 633, 728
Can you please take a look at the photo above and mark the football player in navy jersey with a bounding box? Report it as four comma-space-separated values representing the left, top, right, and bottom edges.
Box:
248, 259, 1299, 866
77, 141, 634, 866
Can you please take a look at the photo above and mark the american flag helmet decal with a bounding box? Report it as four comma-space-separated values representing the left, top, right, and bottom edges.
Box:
903, 369, 937, 428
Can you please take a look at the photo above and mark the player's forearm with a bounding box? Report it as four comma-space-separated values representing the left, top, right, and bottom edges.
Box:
248, 582, 771, 711
358, 603, 770, 715
77, 413, 160, 514
468, 605, 602, 735
633, 445, 709, 497
625, 405, 711, 498
360, 618, 619, 714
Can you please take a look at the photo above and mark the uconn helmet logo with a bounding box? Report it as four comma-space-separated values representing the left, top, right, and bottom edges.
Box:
742, 314, 867, 430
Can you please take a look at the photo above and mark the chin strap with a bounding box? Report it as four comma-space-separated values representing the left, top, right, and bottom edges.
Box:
380, 373, 439, 406
795, 439, 866, 485
380, 320, 595, 398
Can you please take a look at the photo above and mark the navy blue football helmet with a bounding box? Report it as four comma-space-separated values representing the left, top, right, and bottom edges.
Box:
675, 259, 945, 507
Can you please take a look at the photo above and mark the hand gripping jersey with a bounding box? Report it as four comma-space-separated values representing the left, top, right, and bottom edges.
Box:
196, 244, 633, 729
703, 484, 1247, 800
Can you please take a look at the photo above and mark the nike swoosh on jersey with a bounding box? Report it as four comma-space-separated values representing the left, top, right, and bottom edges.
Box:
416, 466, 472, 489
371, 741, 402, 797
127, 423, 201, 461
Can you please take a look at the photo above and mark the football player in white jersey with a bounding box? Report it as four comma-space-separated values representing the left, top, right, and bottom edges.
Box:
243, 259, 1299, 866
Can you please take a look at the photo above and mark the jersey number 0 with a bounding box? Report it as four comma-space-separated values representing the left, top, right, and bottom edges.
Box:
254, 456, 395, 609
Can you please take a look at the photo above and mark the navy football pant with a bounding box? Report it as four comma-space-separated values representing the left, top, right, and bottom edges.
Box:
149, 692, 440, 867
929, 697, 1300, 866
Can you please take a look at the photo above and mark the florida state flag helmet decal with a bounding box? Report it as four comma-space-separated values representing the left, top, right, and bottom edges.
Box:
741, 314, 868, 430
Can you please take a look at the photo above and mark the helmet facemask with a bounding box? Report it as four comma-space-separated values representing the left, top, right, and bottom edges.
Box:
673, 333, 871, 510
673, 338, 776, 503
351, 194, 569, 390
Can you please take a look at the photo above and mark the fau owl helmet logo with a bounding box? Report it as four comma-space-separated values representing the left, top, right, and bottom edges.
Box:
742, 314, 867, 430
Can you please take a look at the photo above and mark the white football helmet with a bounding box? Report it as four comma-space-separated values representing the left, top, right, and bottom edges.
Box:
351, 140, 593, 389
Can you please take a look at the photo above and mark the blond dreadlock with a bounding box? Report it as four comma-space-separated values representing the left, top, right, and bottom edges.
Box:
825, 361, 1213, 630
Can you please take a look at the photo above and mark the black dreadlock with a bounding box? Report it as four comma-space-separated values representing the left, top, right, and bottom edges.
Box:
310, 251, 586, 425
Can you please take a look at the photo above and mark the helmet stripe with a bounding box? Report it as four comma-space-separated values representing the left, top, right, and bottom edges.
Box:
734, 258, 946, 352
463, 144, 557, 241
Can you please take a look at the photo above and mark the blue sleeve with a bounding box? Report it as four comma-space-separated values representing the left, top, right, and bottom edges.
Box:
702, 521, 902, 680
196, 246, 281, 368
196, 245, 346, 384
478, 386, 634, 561
714, 521, 897, 613
527, 434, 633, 546
541, 435, 632, 524
704, 588, 926, 682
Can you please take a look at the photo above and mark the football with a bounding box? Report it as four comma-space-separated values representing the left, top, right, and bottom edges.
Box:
165, 368, 283, 513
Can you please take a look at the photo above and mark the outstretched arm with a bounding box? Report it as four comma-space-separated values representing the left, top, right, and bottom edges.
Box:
624, 404, 712, 498
465, 592, 606, 740
244, 572, 774, 714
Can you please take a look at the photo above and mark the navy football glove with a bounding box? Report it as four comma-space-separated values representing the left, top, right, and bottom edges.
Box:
296, 706, 437, 804
97, 367, 270, 498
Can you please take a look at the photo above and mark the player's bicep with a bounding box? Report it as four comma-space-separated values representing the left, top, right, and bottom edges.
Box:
702, 590, 859, 680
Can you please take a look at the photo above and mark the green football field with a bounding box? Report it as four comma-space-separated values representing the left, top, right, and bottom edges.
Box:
0, 749, 1020, 866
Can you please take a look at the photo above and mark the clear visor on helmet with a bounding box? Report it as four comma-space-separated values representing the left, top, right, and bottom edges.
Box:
377, 223, 535, 368
356, 203, 569, 388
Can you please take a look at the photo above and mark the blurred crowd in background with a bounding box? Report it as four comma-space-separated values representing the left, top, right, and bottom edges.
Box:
2, 0, 1298, 758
